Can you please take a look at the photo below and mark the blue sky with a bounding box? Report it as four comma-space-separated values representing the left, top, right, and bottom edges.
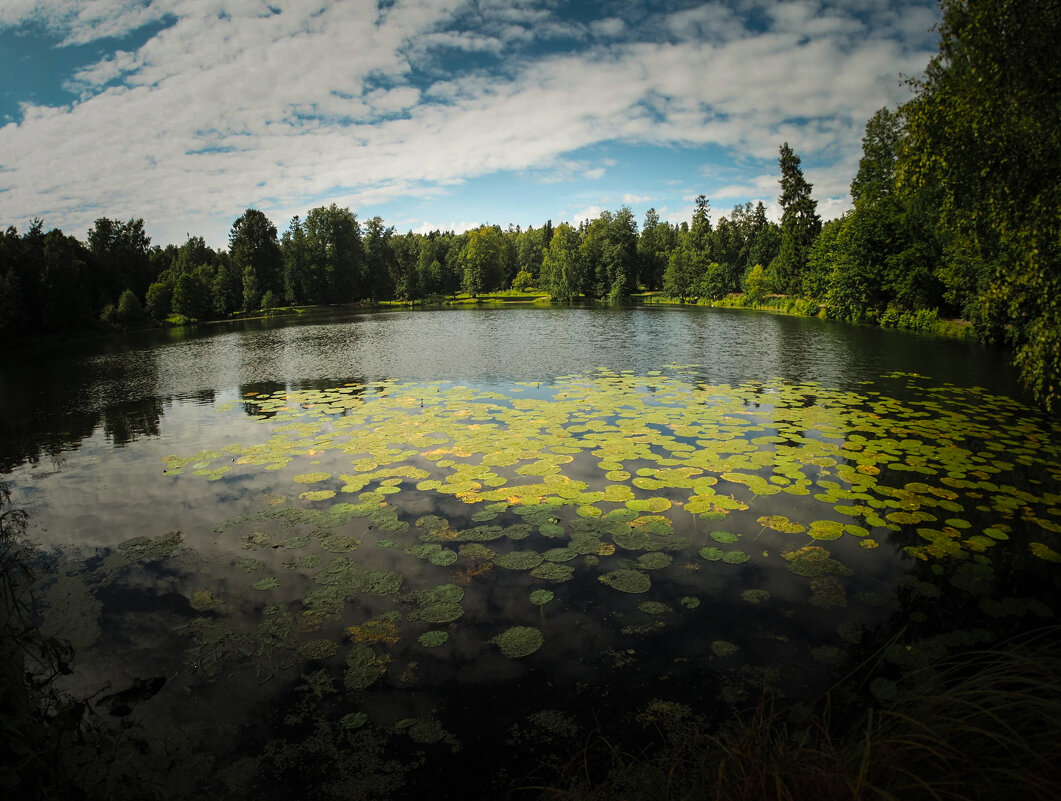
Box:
0, 0, 941, 248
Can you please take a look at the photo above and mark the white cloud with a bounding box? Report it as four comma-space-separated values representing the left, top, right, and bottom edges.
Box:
408, 219, 480, 235
712, 173, 777, 199
0, 0, 940, 245
567, 205, 608, 226
590, 17, 625, 38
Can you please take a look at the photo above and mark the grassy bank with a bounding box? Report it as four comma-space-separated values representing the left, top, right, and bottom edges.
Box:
638, 292, 976, 340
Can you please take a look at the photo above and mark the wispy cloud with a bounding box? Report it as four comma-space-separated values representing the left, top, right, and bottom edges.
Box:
0, 0, 939, 245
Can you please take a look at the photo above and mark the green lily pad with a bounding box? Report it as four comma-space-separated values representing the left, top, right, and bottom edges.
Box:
530, 563, 575, 582
529, 589, 555, 606
637, 601, 670, 615
294, 472, 332, 484
494, 626, 544, 658
320, 534, 360, 552
711, 640, 739, 658
345, 644, 384, 690
808, 520, 845, 541
782, 546, 853, 578
340, 711, 369, 729
1030, 542, 1061, 563
757, 515, 805, 534
740, 589, 771, 604
599, 569, 651, 594
417, 630, 449, 647
636, 552, 673, 570
496, 550, 544, 570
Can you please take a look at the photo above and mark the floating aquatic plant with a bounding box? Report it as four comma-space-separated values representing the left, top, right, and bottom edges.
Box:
494, 626, 544, 658
529, 589, 555, 606
347, 614, 401, 646
599, 568, 651, 594
496, 550, 544, 570
638, 601, 670, 615
417, 630, 449, 647
345, 644, 386, 690
150, 366, 1061, 734
340, 711, 368, 730
711, 640, 739, 657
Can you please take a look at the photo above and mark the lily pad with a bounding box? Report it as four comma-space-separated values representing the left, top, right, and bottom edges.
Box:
711, 640, 739, 658
496, 550, 544, 570
417, 630, 449, 647
294, 472, 332, 484
529, 589, 555, 606
599, 568, 651, 594
494, 626, 544, 658
340, 711, 369, 730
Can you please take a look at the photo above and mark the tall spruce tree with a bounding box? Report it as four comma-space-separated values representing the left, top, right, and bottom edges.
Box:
771, 143, 821, 294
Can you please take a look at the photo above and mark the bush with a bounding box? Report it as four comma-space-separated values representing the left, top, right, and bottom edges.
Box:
114, 288, 147, 327
260, 289, 280, 311
743, 264, 768, 306
512, 270, 535, 292
881, 306, 901, 327
145, 281, 172, 321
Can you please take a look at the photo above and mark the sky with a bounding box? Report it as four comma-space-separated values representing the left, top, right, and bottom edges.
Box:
0, 0, 942, 249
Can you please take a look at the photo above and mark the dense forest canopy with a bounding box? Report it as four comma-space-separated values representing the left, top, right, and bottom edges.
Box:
1, 0, 1057, 411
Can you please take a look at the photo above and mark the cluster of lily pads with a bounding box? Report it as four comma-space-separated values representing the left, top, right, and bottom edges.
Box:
164, 367, 1061, 718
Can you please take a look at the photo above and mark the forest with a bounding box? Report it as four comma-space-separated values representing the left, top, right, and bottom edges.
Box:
1, 0, 1057, 412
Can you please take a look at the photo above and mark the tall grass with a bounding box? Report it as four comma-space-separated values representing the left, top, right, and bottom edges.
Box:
529, 628, 1061, 801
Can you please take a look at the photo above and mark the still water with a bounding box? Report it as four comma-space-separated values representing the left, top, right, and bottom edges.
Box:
2, 306, 1059, 799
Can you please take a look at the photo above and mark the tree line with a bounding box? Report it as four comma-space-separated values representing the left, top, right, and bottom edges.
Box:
0, 1, 1056, 410
0, 198, 785, 330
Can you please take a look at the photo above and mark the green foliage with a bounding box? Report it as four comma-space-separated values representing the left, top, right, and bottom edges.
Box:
144, 280, 172, 321
699, 262, 728, 301
899, 0, 1061, 410
742, 264, 767, 306
662, 232, 704, 302
113, 288, 148, 328
512, 269, 535, 292
172, 271, 211, 320
579, 207, 639, 301
460, 225, 507, 297
304, 204, 363, 303
230, 209, 282, 313
540, 223, 584, 302
516, 226, 546, 278
87, 217, 152, 304
772, 143, 821, 294
260, 289, 280, 311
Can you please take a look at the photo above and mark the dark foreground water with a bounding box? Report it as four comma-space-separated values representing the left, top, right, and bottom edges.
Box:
2, 306, 1059, 799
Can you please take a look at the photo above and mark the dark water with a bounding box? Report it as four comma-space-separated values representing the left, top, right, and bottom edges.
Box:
2, 306, 1058, 799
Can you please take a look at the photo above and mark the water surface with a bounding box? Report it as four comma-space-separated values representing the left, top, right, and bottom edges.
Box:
2, 306, 1058, 799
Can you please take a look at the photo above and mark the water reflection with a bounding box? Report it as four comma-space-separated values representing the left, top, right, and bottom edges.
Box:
0, 306, 1029, 475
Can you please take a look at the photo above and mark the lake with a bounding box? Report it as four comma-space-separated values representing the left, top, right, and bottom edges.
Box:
3, 305, 1059, 799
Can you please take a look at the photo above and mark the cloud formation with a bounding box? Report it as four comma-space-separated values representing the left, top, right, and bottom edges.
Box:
0, 0, 939, 245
